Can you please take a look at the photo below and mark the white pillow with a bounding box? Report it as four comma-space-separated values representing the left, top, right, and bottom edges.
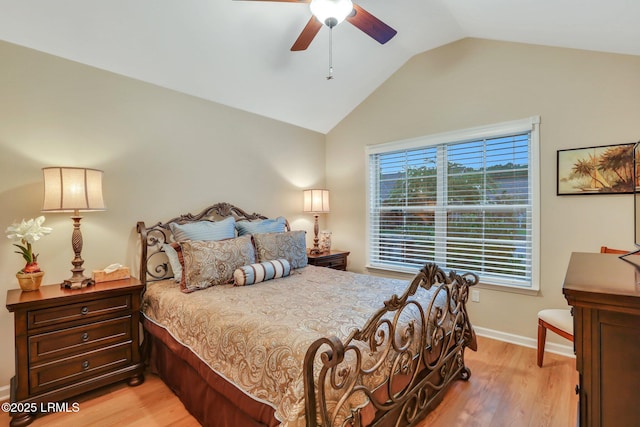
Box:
163, 243, 182, 283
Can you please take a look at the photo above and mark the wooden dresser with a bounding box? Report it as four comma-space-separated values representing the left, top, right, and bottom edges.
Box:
562, 252, 640, 427
5, 278, 145, 426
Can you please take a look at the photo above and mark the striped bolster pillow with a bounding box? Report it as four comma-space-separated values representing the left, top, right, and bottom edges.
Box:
233, 259, 291, 286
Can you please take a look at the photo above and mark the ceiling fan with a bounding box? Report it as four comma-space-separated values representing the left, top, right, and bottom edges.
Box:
238, 0, 397, 51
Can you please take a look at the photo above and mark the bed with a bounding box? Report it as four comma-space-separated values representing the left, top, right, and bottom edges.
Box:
136, 202, 478, 427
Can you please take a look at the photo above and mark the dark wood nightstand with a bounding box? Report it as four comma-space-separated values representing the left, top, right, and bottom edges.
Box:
5, 277, 145, 427
307, 250, 350, 271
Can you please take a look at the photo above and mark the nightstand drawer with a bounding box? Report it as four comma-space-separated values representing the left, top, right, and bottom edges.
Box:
29, 316, 132, 364
307, 251, 349, 271
28, 294, 131, 330
314, 257, 347, 269
29, 342, 132, 395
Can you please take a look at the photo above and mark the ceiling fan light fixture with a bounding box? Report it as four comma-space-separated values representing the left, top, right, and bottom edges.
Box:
310, 0, 353, 28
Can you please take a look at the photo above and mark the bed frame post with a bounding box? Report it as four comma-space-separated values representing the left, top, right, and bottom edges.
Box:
303, 336, 345, 426
136, 221, 148, 286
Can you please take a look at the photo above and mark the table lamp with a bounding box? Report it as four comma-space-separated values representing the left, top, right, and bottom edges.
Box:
42, 167, 106, 288
303, 189, 330, 254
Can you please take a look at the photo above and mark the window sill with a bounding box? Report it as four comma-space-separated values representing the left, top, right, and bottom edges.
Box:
474, 281, 539, 296
365, 264, 540, 296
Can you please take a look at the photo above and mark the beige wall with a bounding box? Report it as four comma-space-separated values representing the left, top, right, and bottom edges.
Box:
0, 41, 325, 388
326, 38, 640, 342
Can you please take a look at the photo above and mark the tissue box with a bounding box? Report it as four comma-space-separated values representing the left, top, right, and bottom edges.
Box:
92, 266, 130, 283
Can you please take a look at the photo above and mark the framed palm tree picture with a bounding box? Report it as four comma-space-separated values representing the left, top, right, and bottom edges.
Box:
557, 142, 635, 195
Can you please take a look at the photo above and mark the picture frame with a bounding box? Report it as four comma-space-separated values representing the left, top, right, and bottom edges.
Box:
557, 142, 635, 195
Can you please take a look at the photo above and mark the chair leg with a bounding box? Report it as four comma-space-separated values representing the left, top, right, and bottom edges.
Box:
537, 320, 547, 367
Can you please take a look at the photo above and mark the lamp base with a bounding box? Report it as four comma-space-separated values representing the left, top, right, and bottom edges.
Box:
61, 276, 94, 290
310, 213, 321, 255
61, 213, 95, 289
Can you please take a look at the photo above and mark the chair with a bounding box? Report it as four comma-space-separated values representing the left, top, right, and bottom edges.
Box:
537, 308, 573, 367
600, 246, 629, 255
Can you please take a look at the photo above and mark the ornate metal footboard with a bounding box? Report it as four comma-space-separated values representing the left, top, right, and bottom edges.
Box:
303, 263, 478, 427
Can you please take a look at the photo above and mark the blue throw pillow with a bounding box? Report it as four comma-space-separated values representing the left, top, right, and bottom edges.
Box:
170, 216, 236, 242
235, 216, 287, 236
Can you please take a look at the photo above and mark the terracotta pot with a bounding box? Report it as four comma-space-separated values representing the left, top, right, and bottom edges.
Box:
16, 271, 44, 292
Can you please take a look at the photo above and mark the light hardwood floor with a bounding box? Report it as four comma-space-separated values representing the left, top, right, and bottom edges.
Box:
0, 336, 577, 427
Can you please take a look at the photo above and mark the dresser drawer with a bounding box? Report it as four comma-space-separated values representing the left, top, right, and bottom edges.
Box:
29, 316, 132, 364
27, 294, 131, 330
29, 342, 132, 395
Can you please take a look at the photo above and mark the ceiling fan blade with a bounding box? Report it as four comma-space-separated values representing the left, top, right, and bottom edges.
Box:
291, 17, 322, 51
346, 4, 397, 44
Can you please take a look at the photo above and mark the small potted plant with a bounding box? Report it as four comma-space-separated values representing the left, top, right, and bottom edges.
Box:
6, 216, 52, 291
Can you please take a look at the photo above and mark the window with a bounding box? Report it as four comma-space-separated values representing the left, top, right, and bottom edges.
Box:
366, 117, 540, 290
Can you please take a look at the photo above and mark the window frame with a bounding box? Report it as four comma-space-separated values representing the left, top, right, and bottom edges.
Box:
365, 116, 540, 292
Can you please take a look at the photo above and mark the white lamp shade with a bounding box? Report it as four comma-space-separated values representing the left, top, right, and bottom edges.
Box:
42, 167, 106, 212
310, 0, 353, 26
303, 189, 330, 213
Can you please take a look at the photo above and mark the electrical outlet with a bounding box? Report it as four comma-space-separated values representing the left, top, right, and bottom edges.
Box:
471, 289, 480, 303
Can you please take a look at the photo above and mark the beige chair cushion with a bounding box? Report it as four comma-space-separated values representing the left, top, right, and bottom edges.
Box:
537, 308, 573, 335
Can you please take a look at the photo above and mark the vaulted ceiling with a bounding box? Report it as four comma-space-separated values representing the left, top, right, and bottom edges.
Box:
1, 0, 638, 133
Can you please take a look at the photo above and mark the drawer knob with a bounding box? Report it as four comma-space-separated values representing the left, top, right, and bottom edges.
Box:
575, 384, 580, 395
81, 306, 89, 315
82, 360, 90, 370
81, 332, 89, 342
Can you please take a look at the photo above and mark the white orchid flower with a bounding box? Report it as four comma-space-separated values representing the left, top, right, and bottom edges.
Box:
6, 219, 29, 242
6, 216, 52, 243
25, 216, 53, 243
6, 216, 53, 268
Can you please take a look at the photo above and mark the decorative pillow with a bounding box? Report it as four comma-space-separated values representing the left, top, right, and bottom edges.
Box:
253, 230, 307, 269
233, 259, 291, 286
235, 216, 287, 236
163, 242, 183, 283
169, 216, 236, 242
180, 235, 255, 292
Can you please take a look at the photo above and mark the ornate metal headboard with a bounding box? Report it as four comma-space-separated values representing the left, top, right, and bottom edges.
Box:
136, 202, 287, 285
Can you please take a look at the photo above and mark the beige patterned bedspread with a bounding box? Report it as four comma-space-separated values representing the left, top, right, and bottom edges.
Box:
142, 265, 442, 426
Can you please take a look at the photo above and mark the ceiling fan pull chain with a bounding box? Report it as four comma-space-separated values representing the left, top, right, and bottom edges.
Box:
326, 27, 334, 80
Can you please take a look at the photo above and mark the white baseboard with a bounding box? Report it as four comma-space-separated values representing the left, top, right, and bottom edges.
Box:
474, 326, 575, 359
0, 384, 10, 402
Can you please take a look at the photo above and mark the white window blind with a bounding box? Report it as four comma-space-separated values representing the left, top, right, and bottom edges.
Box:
367, 118, 539, 289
